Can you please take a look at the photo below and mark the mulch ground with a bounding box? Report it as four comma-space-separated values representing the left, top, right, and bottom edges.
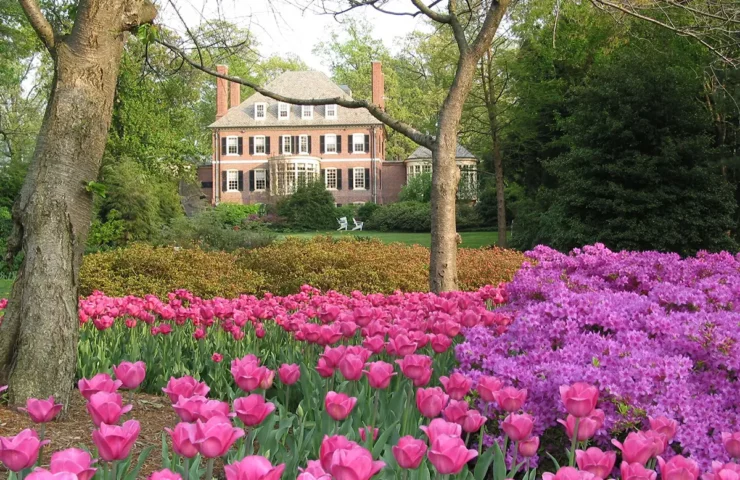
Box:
0, 391, 227, 479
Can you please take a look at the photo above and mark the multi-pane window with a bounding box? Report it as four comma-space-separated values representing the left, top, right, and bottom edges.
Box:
423, 164, 432, 174
226, 136, 239, 155
255, 169, 266, 191
353, 168, 365, 189
282, 135, 292, 154
325, 134, 337, 153
302, 105, 313, 119
255, 136, 266, 154
278, 103, 290, 119
458, 165, 477, 199
299, 135, 309, 154
226, 170, 239, 191
254, 103, 266, 120
325, 104, 337, 119
407, 162, 432, 178
278, 162, 317, 194
352, 133, 365, 153
325, 168, 337, 189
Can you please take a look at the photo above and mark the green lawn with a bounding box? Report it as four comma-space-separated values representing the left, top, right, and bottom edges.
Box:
282, 230, 502, 249
0, 278, 12, 299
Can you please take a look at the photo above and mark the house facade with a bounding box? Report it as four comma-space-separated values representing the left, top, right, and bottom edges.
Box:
197, 63, 478, 206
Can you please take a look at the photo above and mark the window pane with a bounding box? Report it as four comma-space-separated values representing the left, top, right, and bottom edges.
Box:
255, 136, 265, 154
255, 169, 266, 190
354, 168, 365, 189
255, 104, 265, 118
302, 106, 313, 118
326, 168, 337, 189
325, 134, 337, 153
283, 136, 292, 154
353, 133, 365, 153
279, 103, 289, 118
326, 104, 336, 118
227, 170, 239, 191
227, 137, 238, 154
300, 135, 309, 153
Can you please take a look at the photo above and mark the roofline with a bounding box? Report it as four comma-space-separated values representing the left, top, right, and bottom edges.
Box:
208, 123, 384, 130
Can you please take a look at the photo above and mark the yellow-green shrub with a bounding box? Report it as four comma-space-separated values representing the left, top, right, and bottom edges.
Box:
457, 247, 527, 290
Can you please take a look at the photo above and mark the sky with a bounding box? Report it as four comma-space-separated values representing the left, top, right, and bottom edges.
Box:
163, 0, 429, 73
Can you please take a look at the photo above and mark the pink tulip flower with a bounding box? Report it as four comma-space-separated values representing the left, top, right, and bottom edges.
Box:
194, 417, 245, 458
92, 420, 140, 462
0, 385, 6, 394
413, 367, 434, 387
420, 418, 462, 444
19, 396, 63, 423
621, 462, 658, 480
416, 387, 449, 418
439, 373, 472, 401
86, 391, 133, 427
0, 429, 49, 472
576, 447, 617, 479
164, 422, 198, 458
325, 391, 357, 421
476, 376, 504, 403
395, 355, 433, 382
442, 399, 470, 425
299, 459, 330, 480
258, 369, 274, 390
427, 434, 478, 475
558, 409, 605, 441
362, 336, 386, 354
658, 455, 701, 480
162, 376, 210, 403
543, 466, 598, 480
493, 386, 527, 412
430, 334, 452, 354
648, 416, 678, 442
112, 361, 146, 390
278, 364, 301, 385
387, 334, 417, 356
612, 431, 657, 465
211, 353, 223, 363
196, 399, 233, 422
172, 395, 207, 422
78, 373, 122, 400
363, 361, 396, 389
224, 456, 286, 480
338, 354, 365, 381
150, 469, 183, 480
559, 382, 599, 418
701, 461, 740, 480
329, 444, 385, 480
24, 469, 78, 480
518, 436, 540, 458
50, 448, 97, 480
320, 346, 346, 368
358, 426, 379, 442
316, 358, 335, 378
501, 413, 535, 442
393, 436, 428, 469
723, 432, 740, 459
644, 430, 668, 457
232, 360, 272, 393
462, 410, 487, 433
320, 435, 359, 471
233, 394, 276, 426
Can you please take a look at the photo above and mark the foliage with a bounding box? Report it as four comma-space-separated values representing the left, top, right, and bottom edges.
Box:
212, 203, 263, 227
276, 181, 338, 230
335, 204, 359, 222
475, 182, 525, 228
357, 202, 381, 221
399, 173, 433, 203
365, 202, 432, 232
86, 210, 127, 252
156, 210, 276, 252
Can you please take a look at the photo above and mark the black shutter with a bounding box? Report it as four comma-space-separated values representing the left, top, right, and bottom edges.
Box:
364, 168, 370, 189
348, 135, 353, 153
293, 136, 298, 153
249, 137, 254, 155
249, 170, 255, 191
265, 170, 270, 190
378, 169, 382, 189
321, 169, 326, 181
337, 169, 342, 190
221, 171, 227, 191
279, 136, 284, 154
221, 137, 227, 155
238, 137, 243, 155
238, 171, 244, 191
266, 137, 271, 155
320, 135, 325, 154
308, 136, 312, 154
364, 135, 370, 153
337, 135, 342, 154
348, 168, 353, 190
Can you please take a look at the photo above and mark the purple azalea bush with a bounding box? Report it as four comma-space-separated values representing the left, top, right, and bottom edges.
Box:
457, 244, 740, 468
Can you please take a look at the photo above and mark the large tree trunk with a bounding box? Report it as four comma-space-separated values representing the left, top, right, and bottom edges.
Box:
0, 0, 156, 409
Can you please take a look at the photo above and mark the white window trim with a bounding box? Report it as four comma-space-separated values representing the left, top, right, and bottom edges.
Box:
324, 134, 338, 154
325, 104, 337, 120
352, 133, 366, 154
299, 135, 309, 155
325, 167, 338, 190
282, 135, 293, 155
226, 136, 239, 156
254, 103, 267, 120
301, 105, 313, 119
278, 102, 290, 120
254, 135, 266, 156
226, 169, 239, 192
353, 168, 366, 190
254, 168, 267, 192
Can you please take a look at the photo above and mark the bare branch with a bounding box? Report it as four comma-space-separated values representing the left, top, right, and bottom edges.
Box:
470, 0, 510, 58
410, 0, 452, 23
18, 0, 56, 52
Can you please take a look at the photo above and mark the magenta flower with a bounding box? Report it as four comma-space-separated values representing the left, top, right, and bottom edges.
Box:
78, 373, 122, 400
329, 444, 385, 480
621, 462, 658, 480
338, 354, 364, 381
658, 455, 701, 480
164, 422, 198, 458
612, 431, 656, 465
559, 382, 599, 418
393, 436, 427, 469
420, 418, 462, 444
439, 373, 472, 401
162, 376, 209, 403
576, 447, 617, 479
363, 361, 396, 389
224, 456, 285, 480
493, 386, 527, 412
92, 420, 140, 462
543, 466, 598, 480
324, 391, 357, 421
442, 399, 469, 425
0, 429, 49, 472
427, 434, 477, 475
501, 413, 535, 442
320, 435, 359, 472
723, 432, 740, 459
86, 391, 132, 426
233, 394, 275, 427
416, 387, 449, 419
112, 361, 146, 390
19, 396, 63, 424
518, 436, 540, 457
193, 417, 245, 458
149, 469, 182, 480
278, 364, 300, 385
476, 376, 503, 403
50, 448, 97, 480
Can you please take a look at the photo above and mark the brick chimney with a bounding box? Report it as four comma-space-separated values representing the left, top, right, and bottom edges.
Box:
216, 65, 228, 119
371, 61, 385, 110
229, 81, 241, 108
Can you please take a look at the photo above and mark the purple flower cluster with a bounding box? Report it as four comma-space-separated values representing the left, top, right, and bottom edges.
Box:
456, 244, 740, 468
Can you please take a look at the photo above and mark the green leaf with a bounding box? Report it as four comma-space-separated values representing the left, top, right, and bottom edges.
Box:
493, 442, 506, 480
124, 445, 153, 480
546, 452, 562, 470
474, 448, 495, 480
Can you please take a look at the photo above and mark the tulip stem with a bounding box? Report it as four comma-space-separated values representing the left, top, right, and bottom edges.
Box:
183, 457, 190, 480
508, 442, 519, 478
285, 386, 290, 417
204, 458, 215, 480
110, 461, 117, 480
568, 418, 581, 467
370, 390, 379, 450
478, 424, 485, 458
466, 432, 471, 447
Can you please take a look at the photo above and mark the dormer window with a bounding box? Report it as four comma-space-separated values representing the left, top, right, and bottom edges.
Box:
325, 104, 337, 120
254, 103, 266, 120
278, 102, 290, 120
302, 105, 313, 119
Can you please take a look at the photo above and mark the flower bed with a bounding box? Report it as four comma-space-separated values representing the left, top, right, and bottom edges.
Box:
456, 244, 740, 468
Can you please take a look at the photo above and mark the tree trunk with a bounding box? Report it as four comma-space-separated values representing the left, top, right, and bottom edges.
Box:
0, 0, 156, 409
490, 111, 507, 248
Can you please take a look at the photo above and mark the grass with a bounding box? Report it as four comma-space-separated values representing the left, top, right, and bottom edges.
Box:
282, 230, 504, 249
0, 278, 12, 299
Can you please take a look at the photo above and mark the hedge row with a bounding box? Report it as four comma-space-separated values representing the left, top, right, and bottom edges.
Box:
79, 237, 525, 298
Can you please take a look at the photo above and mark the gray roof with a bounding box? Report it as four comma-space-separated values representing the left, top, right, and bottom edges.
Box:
407, 145, 477, 161
209, 71, 382, 128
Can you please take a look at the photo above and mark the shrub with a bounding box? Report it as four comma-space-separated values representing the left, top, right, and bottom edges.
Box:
156, 210, 276, 252
455, 203, 483, 230
399, 172, 432, 202
213, 203, 262, 227
276, 181, 337, 230
457, 247, 526, 290
335, 204, 358, 222
357, 202, 381, 221
365, 201, 431, 232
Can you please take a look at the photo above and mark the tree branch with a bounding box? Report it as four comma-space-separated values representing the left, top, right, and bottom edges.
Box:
410, 0, 452, 23
470, 0, 510, 58
18, 0, 56, 52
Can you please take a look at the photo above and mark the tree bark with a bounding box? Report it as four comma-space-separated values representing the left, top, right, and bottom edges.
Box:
0, 0, 156, 409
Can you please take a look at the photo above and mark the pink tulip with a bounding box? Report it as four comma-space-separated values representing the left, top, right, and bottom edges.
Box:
358, 426, 379, 442
439, 373, 472, 401
329, 444, 386, 480
476, 376, 503, 402
0, 385, 6, 394
644, 430, 668, 457
321, 346, 346, 368
416, 387, 449, 418
501, 413, 535, 442
430, 334, 452, 354
165, 422, 198, 458
212, 353, 224, 363
172, 395, 207, 422
299, 459, 330, 479
702, 462, 740, 480
320, 435, 359, 471
86, 391, 133, 426
339, 354, 365, 381
621, 462, 658, 480
612, 431, 656, 465
20, 396, 63, 423
92, 420, 140, 462
232, 359, 272, 393
542, 466, 598, 480
24, 470, 78, 480
493, 386, 527, 412
420, 418, 462, 444
387, 334, 417, 356
648, 416, 678, 442
362, 336, 386, 354
558, 409, 605, 441
194, 417, 245, 458
278, 364, 301, 385
233, 394, 276, 426
196, 399, 233, 422
518, 436, 540, 457
462, 410, 487, 433
150, 469, 183, 480
427, 434, 478, 475
50, 448, 97, 480
316, 358, 335, 378
559, 382, 599, 418
224, 455, 286, 480
112, 361, 146, 390
395, 355, 433, 382
442, 399, 470, 424
78, 373, 122, 400
363, 362, 396, 389
576, 447, 617, 479
325, 391, 357, 421
258, 369, 275, 390
723, 432, 740, 458
413, 367, 433, 387
0, 429, 49, 471
393, 436, 428, 469
162, 376, 210, 403
658, 455, 701, 480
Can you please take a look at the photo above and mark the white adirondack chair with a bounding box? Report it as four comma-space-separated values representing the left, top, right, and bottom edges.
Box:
352, 218, 364, 231
337, 217, 348, 231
